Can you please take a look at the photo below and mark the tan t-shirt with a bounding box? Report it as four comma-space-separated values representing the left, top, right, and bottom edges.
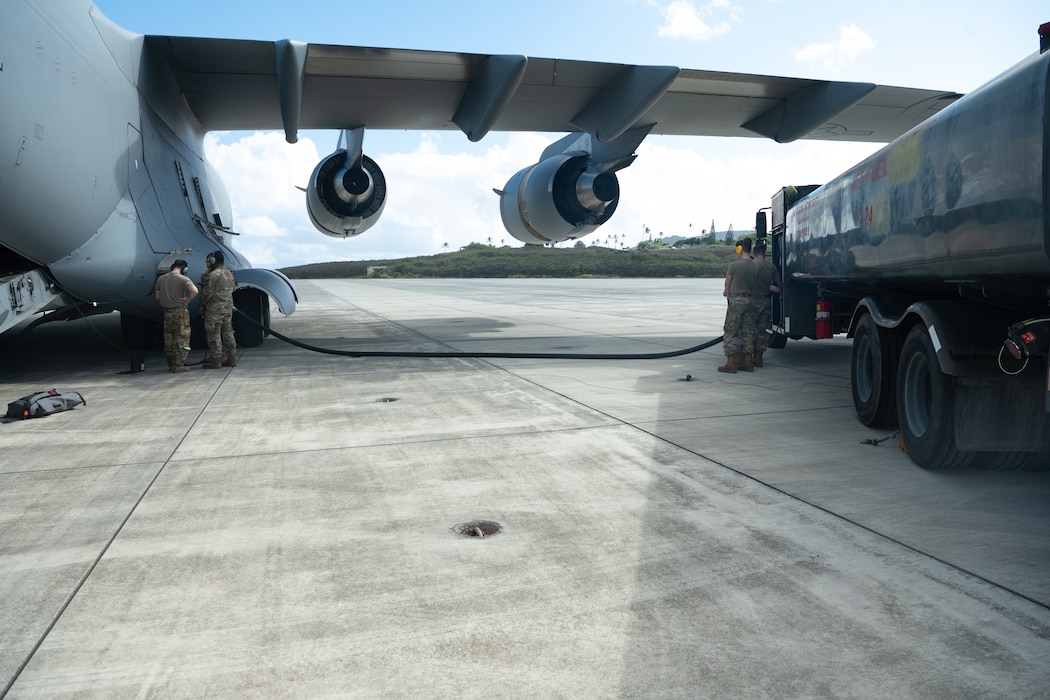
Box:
154, 271, 195, 309
726, 258, 759, 295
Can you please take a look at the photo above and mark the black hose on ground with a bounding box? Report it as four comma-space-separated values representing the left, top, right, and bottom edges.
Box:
234, 308, 723, 360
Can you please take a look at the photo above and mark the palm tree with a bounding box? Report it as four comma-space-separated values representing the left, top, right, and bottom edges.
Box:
442, 242, 450, 253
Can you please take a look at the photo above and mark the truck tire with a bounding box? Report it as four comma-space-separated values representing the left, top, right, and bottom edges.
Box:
896, 325, 976, 469
851, 314, 898, 427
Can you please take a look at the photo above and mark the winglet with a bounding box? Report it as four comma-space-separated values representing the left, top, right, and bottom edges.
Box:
275, 39, 308, 144
742, 81, 876, 144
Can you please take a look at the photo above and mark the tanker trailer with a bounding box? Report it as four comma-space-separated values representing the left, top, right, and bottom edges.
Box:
760, 31, 1050, 470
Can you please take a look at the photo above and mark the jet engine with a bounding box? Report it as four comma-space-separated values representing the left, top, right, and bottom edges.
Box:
498, 153, 620, 245
306, 150, 387, 238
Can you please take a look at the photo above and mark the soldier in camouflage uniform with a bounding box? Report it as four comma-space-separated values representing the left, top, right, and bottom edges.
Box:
751, 240, 782, 367
719, 239, 760, 373
153, 259, 198, 372
199, 250, 237, 369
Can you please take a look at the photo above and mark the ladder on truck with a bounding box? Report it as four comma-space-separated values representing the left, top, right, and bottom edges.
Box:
0, 269, 61, 336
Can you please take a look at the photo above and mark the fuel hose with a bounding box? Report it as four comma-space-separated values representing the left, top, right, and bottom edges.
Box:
234, 308, 723, 360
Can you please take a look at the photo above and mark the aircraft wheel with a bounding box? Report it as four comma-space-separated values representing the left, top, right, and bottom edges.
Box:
896, 325, 975, 469
233, 288, 269, 348
851, 314, 898, 427
768, 331, 787, 349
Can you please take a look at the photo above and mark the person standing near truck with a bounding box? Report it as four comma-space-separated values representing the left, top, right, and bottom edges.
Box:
719, 238, 759, 373
751, 240, 781, 367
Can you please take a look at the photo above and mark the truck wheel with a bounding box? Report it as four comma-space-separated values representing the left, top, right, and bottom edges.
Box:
851, 314, 898, 427
896, 325, 976, 469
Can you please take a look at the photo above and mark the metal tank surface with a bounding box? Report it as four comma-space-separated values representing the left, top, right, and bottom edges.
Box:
783, 48, 1050, 308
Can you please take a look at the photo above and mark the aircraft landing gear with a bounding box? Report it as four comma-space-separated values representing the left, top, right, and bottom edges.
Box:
233, 287, 270, 348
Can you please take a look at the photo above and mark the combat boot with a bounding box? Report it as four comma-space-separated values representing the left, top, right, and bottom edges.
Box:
222, 354, 237, 367
202, 358, 223, 369
170, 365, 190, 373
753, 351, 764, 367
717, 354, 738, 373
739, 353, 754, 372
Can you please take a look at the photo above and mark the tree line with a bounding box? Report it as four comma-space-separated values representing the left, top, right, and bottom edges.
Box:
281, 241, 741, 279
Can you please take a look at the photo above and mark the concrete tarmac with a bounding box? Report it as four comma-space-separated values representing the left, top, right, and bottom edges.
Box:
2, 278, 1049, 698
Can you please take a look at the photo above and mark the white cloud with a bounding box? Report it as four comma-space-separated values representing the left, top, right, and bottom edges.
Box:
616, 136, 876, 241
205, 132, 319, 215
654, 0, 734, 41
793, 24, 876, 75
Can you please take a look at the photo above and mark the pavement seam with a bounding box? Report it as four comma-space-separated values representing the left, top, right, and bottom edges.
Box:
0, 371, 233, 699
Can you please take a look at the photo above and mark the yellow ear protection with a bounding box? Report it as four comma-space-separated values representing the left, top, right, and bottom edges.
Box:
736, 245, 743, 255
206, 254, 215, 266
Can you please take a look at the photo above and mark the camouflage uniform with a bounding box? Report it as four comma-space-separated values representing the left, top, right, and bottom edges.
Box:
723, 258, 761, 355
752, 256, 781, 354
163, 307, 191, 369
201, 266, 237, 364
153, 268, 196, 371
724, 295, 762, 355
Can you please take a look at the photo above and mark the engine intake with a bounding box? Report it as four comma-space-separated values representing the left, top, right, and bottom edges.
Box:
499, 154, 620, 244
307, 151, 387, 238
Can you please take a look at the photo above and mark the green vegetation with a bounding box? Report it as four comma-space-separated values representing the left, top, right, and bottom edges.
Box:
281, 242, 741, 279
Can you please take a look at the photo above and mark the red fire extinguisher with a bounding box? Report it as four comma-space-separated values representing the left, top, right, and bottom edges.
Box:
815, 297, 833, 339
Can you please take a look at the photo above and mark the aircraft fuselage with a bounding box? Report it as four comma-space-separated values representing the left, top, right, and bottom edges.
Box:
1, 0, 248, 324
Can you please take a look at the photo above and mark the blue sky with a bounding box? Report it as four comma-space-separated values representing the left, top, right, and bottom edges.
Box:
94, 0, 1048, 267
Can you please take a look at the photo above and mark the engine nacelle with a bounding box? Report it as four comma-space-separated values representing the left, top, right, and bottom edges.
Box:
306, 151, 387, 238
499, 154, 620, 244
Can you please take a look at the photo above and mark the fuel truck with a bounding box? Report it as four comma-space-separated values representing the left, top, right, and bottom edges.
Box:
758, 25, 1050, 470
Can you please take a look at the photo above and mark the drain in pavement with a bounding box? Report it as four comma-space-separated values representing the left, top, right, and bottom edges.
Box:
453, 520, 502, 538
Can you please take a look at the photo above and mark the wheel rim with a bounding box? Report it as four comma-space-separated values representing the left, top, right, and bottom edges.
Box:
901, 351, 931, 438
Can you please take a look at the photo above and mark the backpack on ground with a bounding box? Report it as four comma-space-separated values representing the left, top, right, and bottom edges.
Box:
5, 389, 86, 420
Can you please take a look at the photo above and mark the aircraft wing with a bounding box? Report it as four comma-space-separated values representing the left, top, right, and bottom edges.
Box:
146, 35, 961, 145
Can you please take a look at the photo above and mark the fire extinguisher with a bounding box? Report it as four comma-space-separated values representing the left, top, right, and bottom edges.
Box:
815, 297, 833, 339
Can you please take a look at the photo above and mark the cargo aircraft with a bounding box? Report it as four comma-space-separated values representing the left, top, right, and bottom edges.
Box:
0, 0, 960, 347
